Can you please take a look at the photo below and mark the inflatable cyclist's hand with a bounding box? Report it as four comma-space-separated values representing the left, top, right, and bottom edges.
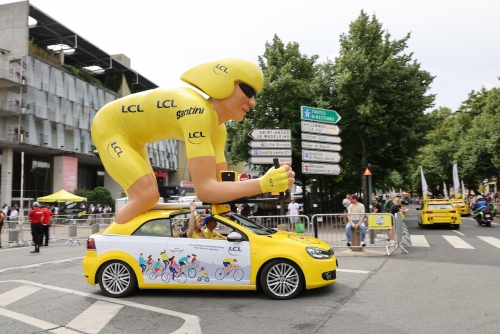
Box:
258, 167, 289, 193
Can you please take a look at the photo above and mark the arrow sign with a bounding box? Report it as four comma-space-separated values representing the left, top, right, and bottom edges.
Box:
249, 141, 292, 148
250, 157, 292, 164
302, 163, 343, 175
249, 149, 292, 156
301, 133, 341, 143
248, 129, 291, 140
302, 150, 342, 163
301, 106, 341, 124
301, 121, 341, 135
302, 141, 342, 152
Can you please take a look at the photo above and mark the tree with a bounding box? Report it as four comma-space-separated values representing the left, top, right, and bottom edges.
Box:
328, 11, 435, 203
86, 187, 114, 203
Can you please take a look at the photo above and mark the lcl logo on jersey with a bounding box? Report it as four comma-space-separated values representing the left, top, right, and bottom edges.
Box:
188, 131, 206, 145
121, 105, 144, 113
156, 100, 177, 109
228, 246, 242, 256
213, 64, 228, 75
106, 141, 123, 159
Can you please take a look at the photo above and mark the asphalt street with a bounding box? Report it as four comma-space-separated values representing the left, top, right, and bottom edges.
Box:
1, 207, 500, 334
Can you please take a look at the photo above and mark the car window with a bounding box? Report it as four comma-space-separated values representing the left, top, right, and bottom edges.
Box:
451, 201, 465, 206
133, 219, 171, 237
170, 212, 191, 237
427, 204, 454, 210
221, 212, 277, 235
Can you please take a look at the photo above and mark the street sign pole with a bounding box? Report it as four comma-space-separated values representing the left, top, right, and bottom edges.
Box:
366, 163, 374, 245
312, 179, 318, 238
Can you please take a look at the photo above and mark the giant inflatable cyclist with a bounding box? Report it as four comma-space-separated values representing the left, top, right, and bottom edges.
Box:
92, 58, 295, 224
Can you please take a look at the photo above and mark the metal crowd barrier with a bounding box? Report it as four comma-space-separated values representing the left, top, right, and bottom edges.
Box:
249, 214, 310, 231
3, 220, 34, 248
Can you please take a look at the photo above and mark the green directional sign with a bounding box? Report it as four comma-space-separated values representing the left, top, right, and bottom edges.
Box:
301, 106, 341, 124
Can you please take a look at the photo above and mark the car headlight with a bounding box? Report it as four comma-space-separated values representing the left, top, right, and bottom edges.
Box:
306, 247, 332, 259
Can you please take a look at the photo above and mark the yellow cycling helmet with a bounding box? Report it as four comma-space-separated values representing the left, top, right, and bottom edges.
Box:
180, 58, 264, 99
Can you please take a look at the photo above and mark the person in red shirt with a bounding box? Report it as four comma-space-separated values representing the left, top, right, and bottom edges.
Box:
28, 202, 44, 253
41, 204, 53, 246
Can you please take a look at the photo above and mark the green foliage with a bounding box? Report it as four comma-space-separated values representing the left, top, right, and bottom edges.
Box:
62, 64, 104, 87
74, 188, 89, 198
86, 187, 114, 203
105, 73, 123, 93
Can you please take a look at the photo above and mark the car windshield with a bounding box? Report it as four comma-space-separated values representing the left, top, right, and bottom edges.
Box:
221, 212, 277, 235
427, 204, 455, 210
451, 201, 464, 206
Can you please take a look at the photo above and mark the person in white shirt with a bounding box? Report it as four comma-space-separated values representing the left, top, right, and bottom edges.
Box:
288, 197, 301, 229
9, 207, 18, 222
342, 194, 351, 223
346, 194, 366, 247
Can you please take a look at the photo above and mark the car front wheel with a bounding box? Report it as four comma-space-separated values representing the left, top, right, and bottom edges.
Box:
260, 259, 304, 300
98, 260, 137, 298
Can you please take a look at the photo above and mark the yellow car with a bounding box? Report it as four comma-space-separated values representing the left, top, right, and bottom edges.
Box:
82, 203, 337, 300
417, 200, 462, 229
450, 199, 470, 216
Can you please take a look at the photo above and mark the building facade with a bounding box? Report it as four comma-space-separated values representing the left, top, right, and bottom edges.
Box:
0, 1, 180, 206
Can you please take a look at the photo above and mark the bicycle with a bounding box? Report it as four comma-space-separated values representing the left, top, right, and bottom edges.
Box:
197, 275, 210, 282
215, 264, 244, 281
147, 265, 167, 280
184, 260, 201, 278
161, 265, 187, 284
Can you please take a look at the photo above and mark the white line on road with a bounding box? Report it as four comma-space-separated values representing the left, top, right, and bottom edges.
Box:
477, 236, 500, 249
0, 285, 40, 307
0, 257, 84, 273
0, 307, 79, 334
442, 235, 475, 249
410, 235, 430, 247
452, 230, 465, 236
0, 280, 202, 334
336, 269, 370, 274
66, 301, 123, 334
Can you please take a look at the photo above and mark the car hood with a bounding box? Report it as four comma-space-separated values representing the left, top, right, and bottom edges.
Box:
269, 230, 330, 249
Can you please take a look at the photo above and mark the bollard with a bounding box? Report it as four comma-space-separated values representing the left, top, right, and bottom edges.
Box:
68, 222, 77, 238
350, 227, 363, 252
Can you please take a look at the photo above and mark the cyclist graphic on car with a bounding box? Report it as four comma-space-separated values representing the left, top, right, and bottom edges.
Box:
216, 258, 244, 281
197, 267, 210, 282
161, 250, 169, 267
138, 253, 147, 273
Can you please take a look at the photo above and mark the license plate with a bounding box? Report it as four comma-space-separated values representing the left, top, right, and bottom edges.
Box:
485, 214, 491, 218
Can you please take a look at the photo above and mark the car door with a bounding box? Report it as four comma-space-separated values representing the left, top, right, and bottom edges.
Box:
166, 215, 251, 285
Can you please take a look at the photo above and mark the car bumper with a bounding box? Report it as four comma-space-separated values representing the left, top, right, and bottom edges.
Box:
82, 251, 98, 285
302, 256, 337, 289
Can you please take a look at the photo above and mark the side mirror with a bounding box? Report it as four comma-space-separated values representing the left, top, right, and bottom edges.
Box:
227, 231, 242, 242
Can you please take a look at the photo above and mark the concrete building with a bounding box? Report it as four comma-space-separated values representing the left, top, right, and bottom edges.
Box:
0, 1, 180, 207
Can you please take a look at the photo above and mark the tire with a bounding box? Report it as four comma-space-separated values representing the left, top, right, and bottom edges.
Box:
98, 261, 137, 298
260, 259, 304, 300
486, 222, 491, 227
215, 268, 225, 280
452, 224, 460, 230
233, 269, 244, 281
188, 268, 197, 278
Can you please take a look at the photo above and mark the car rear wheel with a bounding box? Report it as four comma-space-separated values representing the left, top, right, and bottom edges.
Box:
98, 261, 137, 298
260, 259, 304, 300
452, 224, 460, 230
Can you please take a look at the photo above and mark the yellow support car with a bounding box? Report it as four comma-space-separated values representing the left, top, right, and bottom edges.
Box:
82, 203, 337, 300
417, 200, 462, 229
450, 199, 470, 216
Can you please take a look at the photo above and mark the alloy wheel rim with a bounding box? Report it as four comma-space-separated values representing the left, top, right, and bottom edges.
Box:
266, 263, 299, 297
102, 263, 131, 294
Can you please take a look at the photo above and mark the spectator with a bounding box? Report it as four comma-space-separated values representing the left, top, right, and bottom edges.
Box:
239, 203, 251, 217
0, 211, 5, 248
342, 194, 351, 223
373, 198, 382, 213
389, 197, 408, 246
9, 205, 19, 226
287, 197, 301, 229
346, 194, 366, 247
41, 204, 53, 246
28, 202, 44, 253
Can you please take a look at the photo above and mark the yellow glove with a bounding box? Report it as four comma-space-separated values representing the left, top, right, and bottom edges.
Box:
258, 167, 289, 193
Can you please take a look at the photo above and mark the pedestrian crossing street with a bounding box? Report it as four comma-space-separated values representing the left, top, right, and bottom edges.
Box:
411, 234, 500, 250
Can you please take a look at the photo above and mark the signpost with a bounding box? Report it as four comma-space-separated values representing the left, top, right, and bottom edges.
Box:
301, 121, 341, 136
301, 106, 341, 124
249, 141, 292, 148
301, 133, 341, 143
250, 157, 292, 164
248, 129, 291, 140
249, 149, 292, 156
302, 163, 342, 175
302, 150, 342, 163
302, 141, 342, 151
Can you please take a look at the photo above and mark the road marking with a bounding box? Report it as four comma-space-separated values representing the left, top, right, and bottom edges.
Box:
0, 307, 79, 334
452, 230, 465, 236
336, 269, 370, 274
410, 235, 430, 247
477, 236, 500, 249
67, 301, 123, 334
0, 285, 40, 306
442, 235, 475, 249
0, 256, 84, 273
0, 280, 202, 334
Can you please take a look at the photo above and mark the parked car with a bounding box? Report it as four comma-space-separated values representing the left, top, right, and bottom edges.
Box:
82, 203, 337, 300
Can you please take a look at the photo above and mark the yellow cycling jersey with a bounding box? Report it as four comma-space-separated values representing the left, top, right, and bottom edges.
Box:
91, 87, 227, 190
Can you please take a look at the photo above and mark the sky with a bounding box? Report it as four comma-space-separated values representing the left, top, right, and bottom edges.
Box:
3, 0, 500, 113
